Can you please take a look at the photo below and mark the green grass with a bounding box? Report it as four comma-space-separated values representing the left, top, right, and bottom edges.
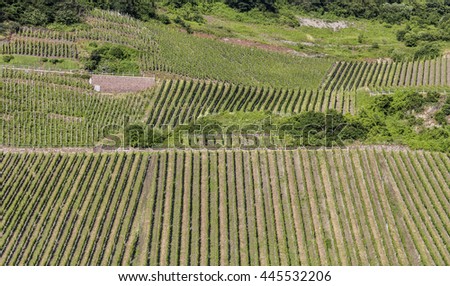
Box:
0, 55, 81, 70
182, 4, 449, 61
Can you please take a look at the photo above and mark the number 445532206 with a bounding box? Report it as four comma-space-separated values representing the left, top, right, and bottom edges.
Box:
260, 270, 331, 282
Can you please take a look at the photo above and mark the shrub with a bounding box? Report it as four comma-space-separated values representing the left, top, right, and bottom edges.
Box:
414, 43, 441, 59
358, 34, 366, 44
157, 14, 171, 25
2, 55, 14, 63
21, 7, 49, 26
434, 111, 447, 125
108, 46, 127, 60
404, 33, 418, 47
379, 3, 412, 24
425, 91, 440, 103
390, 91, 425, 112
390, 49, 408, 62
49, 58, 63, 65
396, 29, 407, 42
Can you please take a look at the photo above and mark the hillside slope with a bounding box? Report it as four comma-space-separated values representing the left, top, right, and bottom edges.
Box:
2, 148, 449, 266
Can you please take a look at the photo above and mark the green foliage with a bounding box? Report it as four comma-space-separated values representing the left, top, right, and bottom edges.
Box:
414, 42, 441, 59
84, 44, 139, 74
1, 0, 84, 26
379, 3, 412, 25
157, 14, 171, 25
225, 0, 278, 13
434, 111, 447, 125
1, 0, 156, 27
373, 91, 426, 115
54, 1, 83, 25
176, 3, 206, 24
2, 55, 14, 63
277, 110, 367, 146
358, 90, 450, 153
49, 58, 64, 65
22, 7, 49, 26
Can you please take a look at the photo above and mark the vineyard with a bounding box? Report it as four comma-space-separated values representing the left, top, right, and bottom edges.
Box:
0, 9, 333, 89
147, 79, 355, 128
322, 57, 450, 92
1, 68, 151, 147
1, 67, 358, 148
2, 4, 450, 269
2, 148, 449, 266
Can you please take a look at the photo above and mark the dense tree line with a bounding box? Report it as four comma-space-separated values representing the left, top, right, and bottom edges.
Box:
1, 0, 448, 26
165, 0, 449, 24
0, 0, 156, 26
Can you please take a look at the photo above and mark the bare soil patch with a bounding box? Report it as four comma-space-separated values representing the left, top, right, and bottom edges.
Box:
2, 114, 13, 121
90, 74, 156, 93
297, 17, 351, 31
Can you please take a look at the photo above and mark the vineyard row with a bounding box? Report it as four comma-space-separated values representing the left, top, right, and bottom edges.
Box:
2, 148, 449, 265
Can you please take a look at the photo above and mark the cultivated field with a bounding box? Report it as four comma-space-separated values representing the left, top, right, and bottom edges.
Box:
0, 10, 333, 89
2, 6, 449, 269
322, 57, 450, 92
1, 67, 356, 148
147, 79, 355, 127
2, 148, 449, 266
1, 68, 151, 147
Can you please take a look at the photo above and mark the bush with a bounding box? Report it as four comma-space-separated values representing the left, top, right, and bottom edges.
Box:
358, 34, 366, 44
404, 33, 418, 47
396, 29, 408, 42
425, 91, 440, 103
157, 14, 171, 25
390, 49, 408, 62
441, 103, 450, 116
2, 55, 14, 63
179, 3, 205, 24
54, 1, 82, 25
414, 43, 441, 59
49, 58, 63, 65
108, 46, 127, 60
21, 7, 49, 26
379, 3, 412, 24
435, 111, 447, 125
391, 91, 425, 112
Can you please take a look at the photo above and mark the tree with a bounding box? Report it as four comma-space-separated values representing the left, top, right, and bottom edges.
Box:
379, 3, 412, 24
225, 0, 278, 13
54, 1, 84, 25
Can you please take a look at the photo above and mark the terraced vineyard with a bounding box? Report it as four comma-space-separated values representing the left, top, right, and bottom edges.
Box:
322, 57, 450, 92
0, 11, 157, 61
2, 148, 449, 266
1, 68, 150, 147
0, 67, 356, 148
147, 79, 355, 127
0, 10, 332, 89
